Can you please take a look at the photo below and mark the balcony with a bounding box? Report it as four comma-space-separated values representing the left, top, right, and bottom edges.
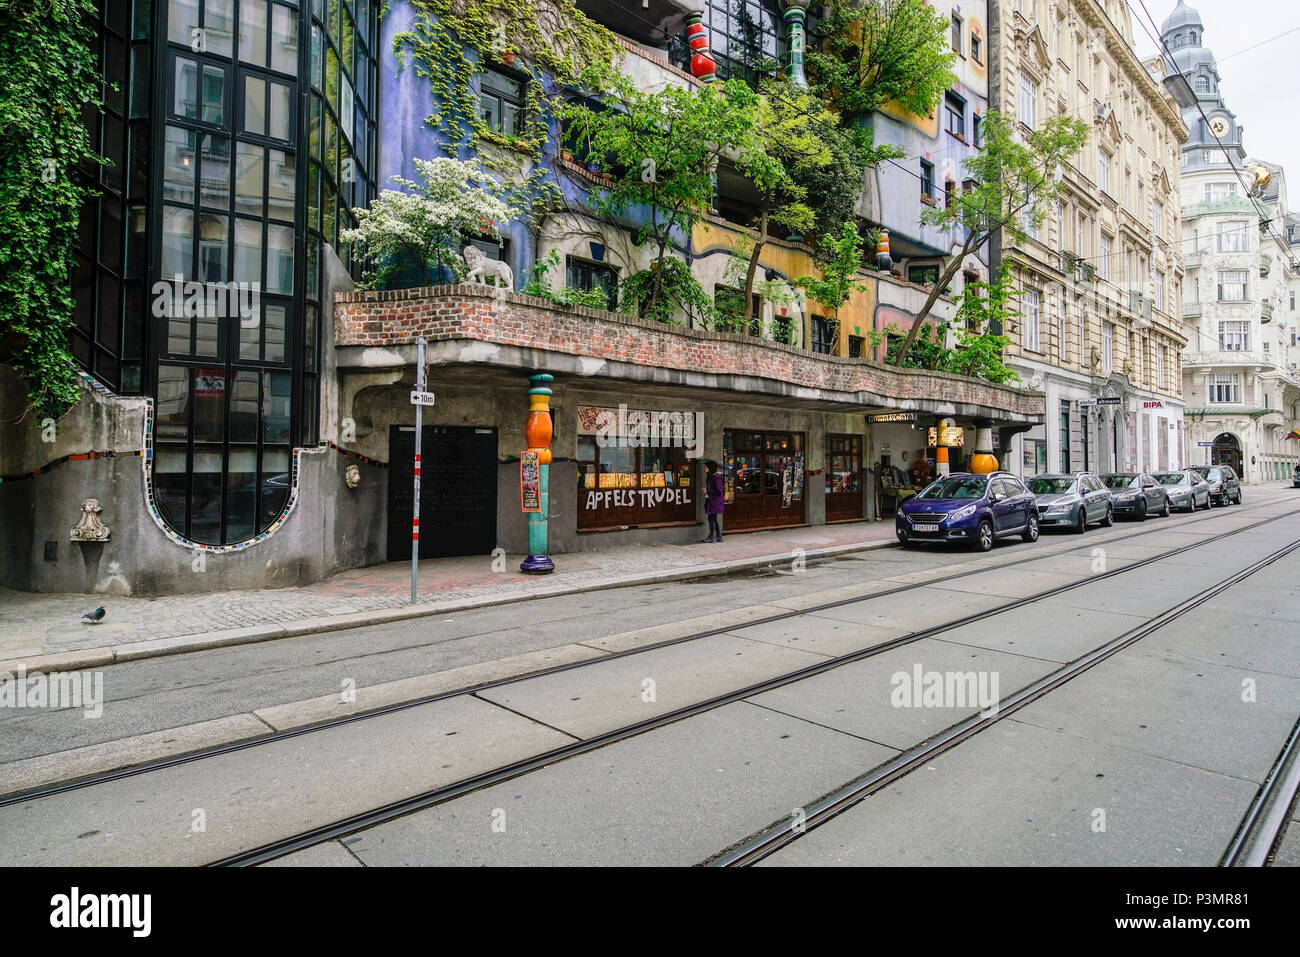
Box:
1183, 350, 1267, 368
1182, 301, 1202, 319
1260, 252, 1272, 278
1262, 300, 1274, 322
1184, 249, 1203, 270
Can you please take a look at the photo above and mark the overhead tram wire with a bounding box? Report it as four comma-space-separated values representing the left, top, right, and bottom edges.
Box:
1133, 0, 1299, 269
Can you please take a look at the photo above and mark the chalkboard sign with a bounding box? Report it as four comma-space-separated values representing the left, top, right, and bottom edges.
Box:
520, 450, 541, 513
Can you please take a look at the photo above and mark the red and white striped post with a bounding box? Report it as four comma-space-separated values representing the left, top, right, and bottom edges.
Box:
411, 337, 425, 603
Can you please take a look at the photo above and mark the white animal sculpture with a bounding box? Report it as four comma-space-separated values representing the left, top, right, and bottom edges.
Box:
463, 245, 514, 290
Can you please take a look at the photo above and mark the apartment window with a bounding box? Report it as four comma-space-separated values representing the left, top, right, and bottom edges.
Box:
1059, 400, 1071, 472
566, 257, 618, 307
1291, 291, 1296, 310
1098, 151, 1110, 193
697, 0, 784, 85
1157, 344, 1166, 388
480, 67, 525, 137
1195, 75, 1209, 94
1103, 322, 1114, 373
1075, 38, 1084, 79
951, 14, 962, 53
1217, 270, 1248, 301
945, 93, 965, 138
1099, 234, 1112, 280
1204, 182, 1237, 203
1077, 214, 1086, 256
848, 335, 864, 358
809, 314, 832, 354
1058, 300, 1068, 362
1208, 372, 1241, 403
1217, 221, 1246, 252
920, 159, 934, 201
1153, 200, 1163, 238
972, 113, 983, 147
970, 33, 981, 63
1023, 288, 1041, 352
1156, 269, 1166, 311
1057, 202, 1066, 247
1019, 72, 1038, 129
1218, 320, 1250, 351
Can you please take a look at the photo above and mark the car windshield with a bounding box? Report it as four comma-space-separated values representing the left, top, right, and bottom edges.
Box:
918, 476, 987, 499
1027, 477, 1076, 495
1100, 474, 1139, 490
1154, 473, 1187, 486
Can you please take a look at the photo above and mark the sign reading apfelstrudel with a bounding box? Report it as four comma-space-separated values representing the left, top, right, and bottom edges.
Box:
575, 404, 701, 530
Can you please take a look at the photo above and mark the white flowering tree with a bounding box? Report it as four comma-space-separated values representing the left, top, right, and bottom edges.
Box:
342, 157, 516, 289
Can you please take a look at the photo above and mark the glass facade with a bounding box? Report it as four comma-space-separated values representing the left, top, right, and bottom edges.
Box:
73, 0, 377, 545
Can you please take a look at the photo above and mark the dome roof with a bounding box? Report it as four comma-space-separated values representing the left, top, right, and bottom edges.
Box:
1161, 0, 1204, 38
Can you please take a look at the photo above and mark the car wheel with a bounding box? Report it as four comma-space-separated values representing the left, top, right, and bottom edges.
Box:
1235, 490, 1242, 504
1022, 512, 1039, 542
1074, 507, 1087, 533
896, 527, 911, 547
1159, 495, 1170, 517
1136, 499, 1147, 522
975, 518, 994, 552
1101, 504, 1114, 527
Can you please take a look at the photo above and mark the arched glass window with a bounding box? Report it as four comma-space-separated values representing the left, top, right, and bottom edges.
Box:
1195, 75, 1209, 93
1189, 31, 1197, 44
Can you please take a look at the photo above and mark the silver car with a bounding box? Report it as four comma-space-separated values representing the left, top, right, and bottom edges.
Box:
1027, 472, 1114, 532
1153, 470, 1211, 512
1099, 473, 1170, 521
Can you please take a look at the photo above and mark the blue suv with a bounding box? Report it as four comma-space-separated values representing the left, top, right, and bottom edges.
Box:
896, 471, 1039, 551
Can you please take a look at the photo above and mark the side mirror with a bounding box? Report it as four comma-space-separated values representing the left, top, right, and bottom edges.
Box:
991, 491, 1006, 502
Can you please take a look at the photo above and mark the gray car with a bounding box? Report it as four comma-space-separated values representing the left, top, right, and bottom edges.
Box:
1153, 470, 1211, 511
1027, 472, 1114, 532
1099, 472, 1170, 521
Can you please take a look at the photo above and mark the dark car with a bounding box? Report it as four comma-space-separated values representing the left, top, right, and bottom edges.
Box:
1027, 472, 1113, 532
1189, 464, 1241, 506
896, 471, 1038, 551
1153, 470, 1211, 511
1294, 464, 1300, 488
1099, 472, 1170, 520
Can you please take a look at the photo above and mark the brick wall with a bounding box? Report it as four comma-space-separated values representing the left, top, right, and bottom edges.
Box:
334, 285, 1044, 418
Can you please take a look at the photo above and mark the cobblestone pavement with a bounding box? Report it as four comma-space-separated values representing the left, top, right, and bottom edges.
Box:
0, 520, 897, 659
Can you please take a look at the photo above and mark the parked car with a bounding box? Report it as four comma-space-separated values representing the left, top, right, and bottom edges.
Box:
1099, 472, 1170, 521
1153, 470, 1211, 511
1026, 472, 1113, 533
1294, 464, 1300, 488
896, 471, 1038, 551
1189, 464, 1242, 506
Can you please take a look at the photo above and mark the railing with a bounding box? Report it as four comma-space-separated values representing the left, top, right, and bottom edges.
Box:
1184, 249, 1203, 270
1182, 301, 1202, 318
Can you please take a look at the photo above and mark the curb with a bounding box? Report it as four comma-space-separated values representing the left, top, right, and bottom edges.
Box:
0, 537, 897, 675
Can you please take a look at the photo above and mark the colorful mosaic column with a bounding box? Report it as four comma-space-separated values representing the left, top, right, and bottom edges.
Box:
520, 373, 555, 574
935, 417, 955, 477
875, 229, 893, 272
782, 3, 808, 88
685, 12, 716, 83
970, 419, 998, 474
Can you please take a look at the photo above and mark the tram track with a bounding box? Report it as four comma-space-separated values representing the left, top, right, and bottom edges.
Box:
4, 497, 1291, 814
193, 505, 1300, 866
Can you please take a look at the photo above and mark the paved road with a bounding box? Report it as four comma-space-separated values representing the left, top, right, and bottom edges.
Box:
2, 489, 1297, 865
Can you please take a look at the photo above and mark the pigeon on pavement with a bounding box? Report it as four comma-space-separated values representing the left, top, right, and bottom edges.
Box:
81, 607, 106, 624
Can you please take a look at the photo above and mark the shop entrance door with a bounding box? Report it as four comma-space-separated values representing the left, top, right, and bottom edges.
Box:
1211, 432, 1243, 477
387, 425, 498, 560
825, 434, 864, 521
723, 429, 806, 531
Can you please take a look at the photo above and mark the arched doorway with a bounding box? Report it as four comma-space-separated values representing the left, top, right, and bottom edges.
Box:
1212, 432, 1243, 476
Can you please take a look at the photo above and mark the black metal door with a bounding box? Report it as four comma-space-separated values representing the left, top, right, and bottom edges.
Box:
388, 426, 498, 560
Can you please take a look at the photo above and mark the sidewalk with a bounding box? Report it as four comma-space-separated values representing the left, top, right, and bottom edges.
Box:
0, 520, 898, 669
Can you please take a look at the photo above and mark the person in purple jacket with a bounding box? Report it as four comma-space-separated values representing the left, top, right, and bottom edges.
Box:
703, 460, 726, 543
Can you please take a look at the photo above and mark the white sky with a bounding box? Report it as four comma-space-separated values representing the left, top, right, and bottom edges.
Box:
1130, 0, 1300, 180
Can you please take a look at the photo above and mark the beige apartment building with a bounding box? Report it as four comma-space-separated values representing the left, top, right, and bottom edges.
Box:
988, 0, 1189, 478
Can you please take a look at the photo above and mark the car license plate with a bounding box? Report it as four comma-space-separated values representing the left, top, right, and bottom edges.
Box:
913, 523, 939, 532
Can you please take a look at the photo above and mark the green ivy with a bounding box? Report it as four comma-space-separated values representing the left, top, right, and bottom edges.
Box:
392, 0, 619, 224
0, 0, 102, 421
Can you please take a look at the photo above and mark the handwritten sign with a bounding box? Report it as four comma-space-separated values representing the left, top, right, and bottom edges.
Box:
520, 451, 541, 513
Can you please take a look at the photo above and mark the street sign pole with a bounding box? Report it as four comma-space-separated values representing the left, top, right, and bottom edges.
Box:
412, 338, 425, 604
